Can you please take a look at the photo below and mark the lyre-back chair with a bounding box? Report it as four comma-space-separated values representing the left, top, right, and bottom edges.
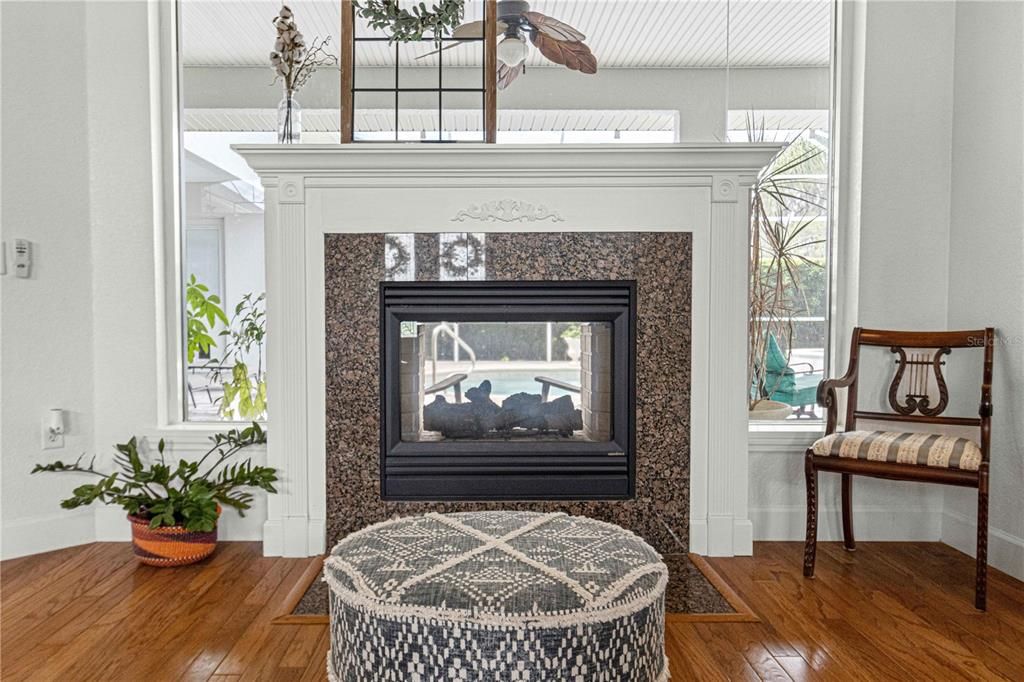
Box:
804, 327, 994, 610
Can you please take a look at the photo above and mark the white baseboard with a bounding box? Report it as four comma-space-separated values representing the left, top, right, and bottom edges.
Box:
264, 516, 323, 552
308, 518, 326, 554
262, 517, 325, 557
94, 505, 266, 542
733, 519, 754, 555
942, 510, 1024, 581
689, 517, 754, 557
689, 520, 708, 555
751, 506, 943, 542
1, 509, 95, 560
262, 519, 284, 556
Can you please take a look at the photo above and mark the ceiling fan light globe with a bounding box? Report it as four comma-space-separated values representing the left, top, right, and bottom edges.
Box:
496, 35, 529, 67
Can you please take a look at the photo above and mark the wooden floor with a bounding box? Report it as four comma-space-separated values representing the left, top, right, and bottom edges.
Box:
3, 541, 1023, 681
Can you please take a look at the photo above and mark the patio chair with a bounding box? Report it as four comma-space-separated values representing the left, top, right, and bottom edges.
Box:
535, 376, 581, 402
761, 333, 823, 417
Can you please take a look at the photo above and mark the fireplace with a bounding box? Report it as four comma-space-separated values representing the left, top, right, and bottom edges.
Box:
234, 143, 779, 558
380, 281, 636, 500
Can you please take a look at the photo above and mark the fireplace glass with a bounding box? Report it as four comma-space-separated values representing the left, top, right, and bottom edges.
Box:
380, 281, 636, 500
400, 321, 614, 444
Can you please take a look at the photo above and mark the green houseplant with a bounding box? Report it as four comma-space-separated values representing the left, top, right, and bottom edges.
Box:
215, 292, 268, 420
185, 274, 228, 363
33, 423, 274, 566
744, 117, 827, 416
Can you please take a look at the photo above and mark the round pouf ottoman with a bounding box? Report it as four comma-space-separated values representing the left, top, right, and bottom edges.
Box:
324, 511, 668, 682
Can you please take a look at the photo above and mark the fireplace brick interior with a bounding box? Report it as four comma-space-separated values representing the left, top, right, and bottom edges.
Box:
325, 231, 691, 554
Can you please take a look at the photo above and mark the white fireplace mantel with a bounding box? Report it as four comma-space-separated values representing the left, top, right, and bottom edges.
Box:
234, 143, 780, 558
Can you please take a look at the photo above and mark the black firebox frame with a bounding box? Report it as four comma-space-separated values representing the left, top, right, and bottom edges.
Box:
379, 281, 637, 501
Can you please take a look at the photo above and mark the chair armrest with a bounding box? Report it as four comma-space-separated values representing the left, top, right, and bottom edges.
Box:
816, 370, 857, 435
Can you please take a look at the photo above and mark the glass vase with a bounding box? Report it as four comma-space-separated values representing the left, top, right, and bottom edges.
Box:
277, 95, 301, 144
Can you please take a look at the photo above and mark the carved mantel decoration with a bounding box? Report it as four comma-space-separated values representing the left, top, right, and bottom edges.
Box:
452, 199, 565, 224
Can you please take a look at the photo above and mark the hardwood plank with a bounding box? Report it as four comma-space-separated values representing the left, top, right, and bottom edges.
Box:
693, 622, 791, 681
0, 543, 90, 593
272, 555, 324, 622
3, 541, 1024, 682
664, 622, 730, 681
280, 625, 326, 670
182, 556, 308, 680
23, 545, 245, 682
297, 629, 331, 682
712, 547, 912, 681
0, 546, 140, 657
760, 543, 987, 681
129, 546, 281, 680
853, 543, 1024, 680
213, 560, 314, 676
778, 544, 987, 675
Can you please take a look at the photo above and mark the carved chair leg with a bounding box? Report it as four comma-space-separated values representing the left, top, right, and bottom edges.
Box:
976, 467, 989, 611
841, 473, 856, 551
803, 453, 818, 577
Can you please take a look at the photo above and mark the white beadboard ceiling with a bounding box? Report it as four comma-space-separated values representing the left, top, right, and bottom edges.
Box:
185, 107, 678, 132
181, 0, 832, 69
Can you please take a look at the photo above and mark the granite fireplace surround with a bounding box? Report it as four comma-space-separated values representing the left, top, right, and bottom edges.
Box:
325, 231, 692, 555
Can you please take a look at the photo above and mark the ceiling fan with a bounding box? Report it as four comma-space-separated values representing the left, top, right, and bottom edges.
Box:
416, 0, 597, 90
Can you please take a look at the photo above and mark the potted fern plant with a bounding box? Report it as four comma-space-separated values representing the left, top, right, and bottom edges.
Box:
32, 423, 274, 566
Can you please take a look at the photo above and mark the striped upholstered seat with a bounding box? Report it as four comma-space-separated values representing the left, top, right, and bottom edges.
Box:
811, 430, 982, 472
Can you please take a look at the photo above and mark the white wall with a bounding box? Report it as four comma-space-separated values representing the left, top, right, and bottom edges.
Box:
752, 0, 1024, 582
3, 0, 1021, 573
1, 1, 98, 557
1, 1, 266, 559
942, 0, 1024, 580
751, 0, 958, 543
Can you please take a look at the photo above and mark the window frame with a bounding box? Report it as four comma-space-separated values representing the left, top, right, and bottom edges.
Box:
158, 1, 264, 428
747, 0, 840, 436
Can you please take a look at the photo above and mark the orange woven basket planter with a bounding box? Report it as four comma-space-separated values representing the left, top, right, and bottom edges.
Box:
128, 513, 218, 567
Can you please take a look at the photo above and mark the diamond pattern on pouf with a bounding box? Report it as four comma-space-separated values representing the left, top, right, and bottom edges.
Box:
325, 511, 669, 682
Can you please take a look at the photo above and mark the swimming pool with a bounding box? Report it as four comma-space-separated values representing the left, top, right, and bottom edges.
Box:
483, 368, 581, 399
432, 368, 581, 401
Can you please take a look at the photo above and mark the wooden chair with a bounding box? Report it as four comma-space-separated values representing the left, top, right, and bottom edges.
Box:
804, 327, 994, 610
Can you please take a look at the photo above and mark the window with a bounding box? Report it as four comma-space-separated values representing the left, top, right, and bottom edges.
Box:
179, 130, 267, 422
735, 111, 832, 422
173, 0, 835, 423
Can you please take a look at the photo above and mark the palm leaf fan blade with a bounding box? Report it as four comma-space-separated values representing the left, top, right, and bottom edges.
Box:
497, 62, 524, 90
523, 11, 586, 41
414, 20, 506, 60
530, 32, 597, 74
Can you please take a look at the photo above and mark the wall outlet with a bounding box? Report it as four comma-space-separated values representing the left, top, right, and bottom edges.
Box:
42, 418, 65, 450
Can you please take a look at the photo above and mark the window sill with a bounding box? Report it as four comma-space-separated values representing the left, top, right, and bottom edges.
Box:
749, 421, 823, 453
145, 421, 268, 451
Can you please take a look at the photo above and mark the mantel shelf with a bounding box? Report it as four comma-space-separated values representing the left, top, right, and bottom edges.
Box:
232, 143, 782, 178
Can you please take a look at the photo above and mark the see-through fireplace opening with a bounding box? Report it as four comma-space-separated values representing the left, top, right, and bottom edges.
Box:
379, 281, 636, 501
